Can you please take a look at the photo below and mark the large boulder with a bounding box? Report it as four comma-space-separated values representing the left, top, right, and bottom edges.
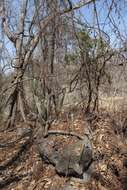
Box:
37, 134, 93, 179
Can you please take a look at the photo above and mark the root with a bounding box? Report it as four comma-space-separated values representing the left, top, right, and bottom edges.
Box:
0, 173, 30, 189
44, 130, 84, 140
0, 129, 32, 148
0, 137, 31, 171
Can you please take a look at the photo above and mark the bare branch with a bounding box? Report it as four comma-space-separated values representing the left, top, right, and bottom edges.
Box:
0, 1, 17, 43
2, 18, 17, 43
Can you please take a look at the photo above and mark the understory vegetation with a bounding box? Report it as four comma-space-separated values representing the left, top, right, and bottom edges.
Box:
0, 1, 127, 190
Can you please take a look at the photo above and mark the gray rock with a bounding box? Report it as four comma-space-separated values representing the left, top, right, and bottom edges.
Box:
82, 165, 93, 182
55, 136, 92, 177
16, 126, 32, 137
62, 184, 75, 190
37, 135, 93, 178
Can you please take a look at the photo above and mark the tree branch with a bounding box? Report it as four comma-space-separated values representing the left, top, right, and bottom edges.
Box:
2, 18, 17, 44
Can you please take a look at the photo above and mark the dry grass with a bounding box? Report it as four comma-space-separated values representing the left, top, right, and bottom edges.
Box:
99, 96, 127, 112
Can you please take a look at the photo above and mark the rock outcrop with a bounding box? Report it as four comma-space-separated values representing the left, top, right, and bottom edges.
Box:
37, 133, 93, 179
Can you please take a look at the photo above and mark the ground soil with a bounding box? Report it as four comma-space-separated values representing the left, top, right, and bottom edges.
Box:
0, 110, 127, 190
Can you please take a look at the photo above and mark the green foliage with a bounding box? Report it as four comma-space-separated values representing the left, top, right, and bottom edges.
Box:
64, 27, 109, 66
93, 38, 109, 55
64, 53, 77, 65
77, 29, 93, 51
77, 28, 109, 56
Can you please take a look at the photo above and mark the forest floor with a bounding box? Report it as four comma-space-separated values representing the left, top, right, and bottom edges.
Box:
0, 109, 127, 190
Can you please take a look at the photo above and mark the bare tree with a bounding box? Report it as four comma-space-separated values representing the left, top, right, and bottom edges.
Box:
0, 0, 94, 127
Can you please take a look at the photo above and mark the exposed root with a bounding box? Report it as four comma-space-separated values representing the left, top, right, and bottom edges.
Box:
0, 136, 30, 148
0, 137, 31, 171
0, 173, 30, 189
44, 130, 84, 140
